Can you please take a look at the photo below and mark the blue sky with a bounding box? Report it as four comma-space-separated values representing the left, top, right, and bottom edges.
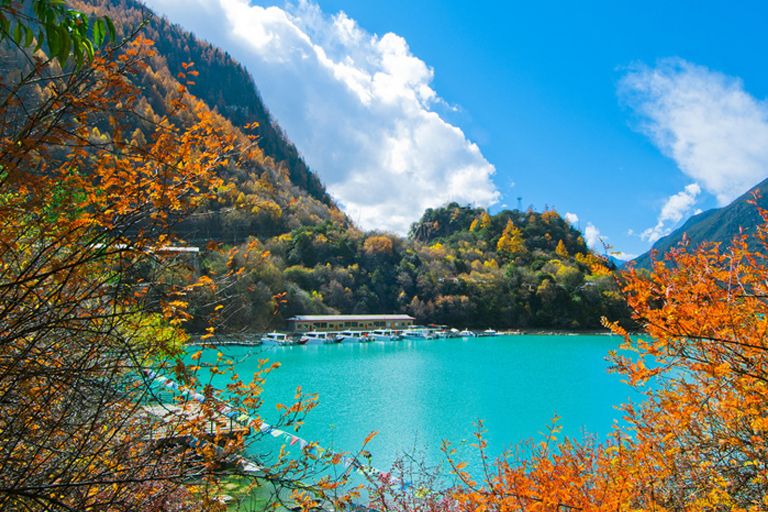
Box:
142, 0, 768, 259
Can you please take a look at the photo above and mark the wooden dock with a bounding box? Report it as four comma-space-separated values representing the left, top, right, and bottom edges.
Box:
142, 402, 251, 444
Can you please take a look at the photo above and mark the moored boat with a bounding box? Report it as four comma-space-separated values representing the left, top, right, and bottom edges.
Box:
339, 330, 372, 342
402, 327, 435, 340
301, 331, 342, 344
369, 329, 402, 341
261, 332, 305, 345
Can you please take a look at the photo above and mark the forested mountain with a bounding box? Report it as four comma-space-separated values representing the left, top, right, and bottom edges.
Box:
633, 178, 768, 269
70, 0, 344, 243
58, 0, 632, 332
189, 203, 633, 333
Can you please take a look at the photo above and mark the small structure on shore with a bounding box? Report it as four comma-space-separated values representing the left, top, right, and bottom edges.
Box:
285, 314, 415, 332
142, 402, 250, 445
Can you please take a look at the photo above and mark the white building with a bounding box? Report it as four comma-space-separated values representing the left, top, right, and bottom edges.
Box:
286, 314, 415, 332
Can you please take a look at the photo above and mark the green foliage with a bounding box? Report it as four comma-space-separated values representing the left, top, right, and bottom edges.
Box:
409, 202, 485, 242
181, 204, 633, 333
0, 0, 116, 70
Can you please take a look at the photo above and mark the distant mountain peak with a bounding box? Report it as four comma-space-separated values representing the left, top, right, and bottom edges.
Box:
632, 177, 768, 269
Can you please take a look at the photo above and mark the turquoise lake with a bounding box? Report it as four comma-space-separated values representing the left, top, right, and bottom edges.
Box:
191, 334, 640, 477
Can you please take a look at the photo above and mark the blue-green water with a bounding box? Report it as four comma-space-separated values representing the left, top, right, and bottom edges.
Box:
190, 334, 638, 475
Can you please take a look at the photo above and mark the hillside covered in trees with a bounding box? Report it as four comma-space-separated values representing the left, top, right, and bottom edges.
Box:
187, 203, 633, 333
8, 0, 628, 334
65, 0, 346, 244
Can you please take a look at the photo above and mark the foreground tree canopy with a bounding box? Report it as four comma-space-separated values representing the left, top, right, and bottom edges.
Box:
367, 211, 768, 511
0, 2, 364, 510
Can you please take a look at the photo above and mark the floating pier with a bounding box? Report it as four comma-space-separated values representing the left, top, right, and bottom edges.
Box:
142, 401, 251, 444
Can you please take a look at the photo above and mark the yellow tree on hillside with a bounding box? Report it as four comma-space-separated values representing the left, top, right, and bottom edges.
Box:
555, 239, 569, 259
496, 219, 526, 256
480, 211, 492, 229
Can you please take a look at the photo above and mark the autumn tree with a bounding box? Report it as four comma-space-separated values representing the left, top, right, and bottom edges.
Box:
496, 219, 526, 257
0, 2, 360, 510
603, 221, 768, 510
364, 235, 394, 257
0, 10, 238, 509
480, 211, 492, 230
370, 206, 768, 510
555, 239, 569, 259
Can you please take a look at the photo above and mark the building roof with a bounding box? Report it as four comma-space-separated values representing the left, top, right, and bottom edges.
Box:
286, 314, 415, 322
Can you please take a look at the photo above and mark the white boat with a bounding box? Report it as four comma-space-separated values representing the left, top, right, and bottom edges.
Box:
261, 332, 305, 346
369, 329, 402, 341
300, 331, 342, 344
478, 329, 500, 337
458, 330, 476, 338
402, 328, 435, 340
339, 330, 372, 342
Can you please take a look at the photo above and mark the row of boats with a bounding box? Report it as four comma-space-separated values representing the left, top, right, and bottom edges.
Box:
259, 327, 500, 346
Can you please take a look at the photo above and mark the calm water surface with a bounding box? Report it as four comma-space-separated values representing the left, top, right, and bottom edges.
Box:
192, 334, 638, 475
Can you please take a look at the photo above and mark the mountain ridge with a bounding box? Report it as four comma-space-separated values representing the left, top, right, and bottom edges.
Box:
632, 177, 768, 268
69, 0, 350, 245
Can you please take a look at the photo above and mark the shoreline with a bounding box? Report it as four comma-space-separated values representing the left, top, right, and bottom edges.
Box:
184, 328, 635, 346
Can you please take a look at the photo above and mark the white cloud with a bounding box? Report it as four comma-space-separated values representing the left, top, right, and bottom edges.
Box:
612, 252, 638, 262
640, 183, 701, 243
584, 223, 604, 250
143, 0, 500, 234
619, 58, 768, 210
564, 212, 579, 225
